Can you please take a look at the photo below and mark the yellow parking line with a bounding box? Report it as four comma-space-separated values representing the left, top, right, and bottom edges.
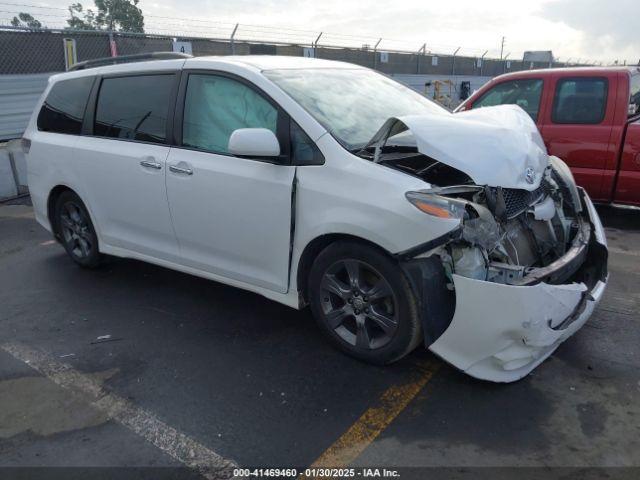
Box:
305, 359, 440, 472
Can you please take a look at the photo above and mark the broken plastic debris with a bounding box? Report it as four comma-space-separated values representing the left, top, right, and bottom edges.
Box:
91, 334, 123, 345
462, 217, 501, 250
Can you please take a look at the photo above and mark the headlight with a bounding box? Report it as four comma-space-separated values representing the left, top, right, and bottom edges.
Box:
549, 156, 582, 213
405, 192, 467, 220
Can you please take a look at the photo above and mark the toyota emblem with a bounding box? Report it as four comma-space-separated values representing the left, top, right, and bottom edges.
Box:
525, 167, 535, 184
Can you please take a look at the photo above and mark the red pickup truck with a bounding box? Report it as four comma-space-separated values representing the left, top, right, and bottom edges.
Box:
455, 67, 640, 206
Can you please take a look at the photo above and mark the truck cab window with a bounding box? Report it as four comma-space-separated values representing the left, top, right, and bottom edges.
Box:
552, 77, 607, 124
473, 79, 543, 121
630, 74, 640, 117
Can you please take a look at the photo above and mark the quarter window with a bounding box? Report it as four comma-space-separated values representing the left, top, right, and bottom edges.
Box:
473, 79, 543, 120
182, 74, 278, 155
37, 77, 93, 135
94, 74, 174, 144
552, 78, 608, 124
291, 121, 324, 165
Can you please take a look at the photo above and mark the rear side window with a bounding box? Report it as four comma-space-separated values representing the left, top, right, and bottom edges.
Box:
94, 74, 174, 144
182, 74, 278, 155
552, 77, 608, 124
473, 79, 543, 120
37, 77, 93, 135
630, 74, 640, 117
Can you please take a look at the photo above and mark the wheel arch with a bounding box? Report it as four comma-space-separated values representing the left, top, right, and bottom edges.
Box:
296, 233, 395, 304
47, 185, 99, 242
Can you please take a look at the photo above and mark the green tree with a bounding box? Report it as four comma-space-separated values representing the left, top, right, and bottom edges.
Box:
10, 12, 43, 28
67, 0, 144, 33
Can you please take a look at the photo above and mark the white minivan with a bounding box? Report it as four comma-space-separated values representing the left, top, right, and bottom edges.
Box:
24, 54, 608, 382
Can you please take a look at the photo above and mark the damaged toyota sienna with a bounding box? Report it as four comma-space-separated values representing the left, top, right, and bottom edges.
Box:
24, 54, 608, 382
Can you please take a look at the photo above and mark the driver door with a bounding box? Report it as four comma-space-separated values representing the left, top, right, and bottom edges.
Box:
165, 72, 295, 293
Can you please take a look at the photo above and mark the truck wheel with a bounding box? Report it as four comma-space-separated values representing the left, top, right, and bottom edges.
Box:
308, 241, 422, 365
54, 191, 102, 268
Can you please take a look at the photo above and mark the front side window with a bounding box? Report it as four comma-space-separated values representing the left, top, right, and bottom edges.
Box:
264, 68, 446, 151
552, 77, 608, 124
37, 76, 93, 134
473, 79, 543, 120
630, 73, 640, 117
182, 74, 278, 155
94, 74, 174, 143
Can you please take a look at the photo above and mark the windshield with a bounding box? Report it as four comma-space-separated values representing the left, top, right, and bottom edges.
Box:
264, 68, 447, 151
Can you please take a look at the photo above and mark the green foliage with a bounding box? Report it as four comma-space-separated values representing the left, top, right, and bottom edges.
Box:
10, 12, 42, 28
67, 0, 144, 33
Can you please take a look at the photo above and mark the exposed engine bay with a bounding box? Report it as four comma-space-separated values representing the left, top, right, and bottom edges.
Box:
358, 109, 593, 289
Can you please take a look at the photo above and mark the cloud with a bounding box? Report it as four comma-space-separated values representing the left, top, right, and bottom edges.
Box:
139, 0, 640, 62
539, 0, 640, 61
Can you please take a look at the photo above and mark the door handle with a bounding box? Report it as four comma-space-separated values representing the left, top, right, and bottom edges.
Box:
169, 164, 193, 175
140, 159, 162, 170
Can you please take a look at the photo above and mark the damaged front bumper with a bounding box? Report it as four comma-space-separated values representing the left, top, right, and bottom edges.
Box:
404, 188, 608, 382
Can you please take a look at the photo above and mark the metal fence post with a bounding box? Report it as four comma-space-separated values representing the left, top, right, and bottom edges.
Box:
416, 43, 426, 74
479, 50, 488, 76
313, 32, 322, 59
451, 47, 460, 76
230, 23, 239, 55
372, 38, 382, 70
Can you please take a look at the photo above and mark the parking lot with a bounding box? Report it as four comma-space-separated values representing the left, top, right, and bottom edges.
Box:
1, 197, 639, 479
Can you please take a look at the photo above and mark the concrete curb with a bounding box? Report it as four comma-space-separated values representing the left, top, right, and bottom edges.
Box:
0, 140, 28, 201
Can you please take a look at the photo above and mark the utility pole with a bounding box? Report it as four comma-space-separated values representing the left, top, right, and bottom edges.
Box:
500, 36, 505, 60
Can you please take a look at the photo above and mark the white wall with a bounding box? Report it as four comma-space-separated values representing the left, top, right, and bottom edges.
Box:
0, 73, 50, 141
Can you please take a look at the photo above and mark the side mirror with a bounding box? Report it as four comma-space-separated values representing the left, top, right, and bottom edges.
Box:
228, 128, 280, 157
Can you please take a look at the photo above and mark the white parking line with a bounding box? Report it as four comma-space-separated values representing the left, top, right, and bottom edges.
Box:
1, 342, 238, 480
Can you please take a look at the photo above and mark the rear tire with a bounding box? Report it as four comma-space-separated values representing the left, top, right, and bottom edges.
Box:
308, 241, 422, 365
54, 191, 102, 268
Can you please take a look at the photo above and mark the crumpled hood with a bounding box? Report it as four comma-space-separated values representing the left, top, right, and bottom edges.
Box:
370, 104, 549, 191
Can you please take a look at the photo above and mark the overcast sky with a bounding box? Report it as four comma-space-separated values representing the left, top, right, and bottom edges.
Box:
138, 0, 638, 63
5, 0, 638, 62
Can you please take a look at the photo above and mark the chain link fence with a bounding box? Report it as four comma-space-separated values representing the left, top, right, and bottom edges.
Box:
0, 24, 574, 76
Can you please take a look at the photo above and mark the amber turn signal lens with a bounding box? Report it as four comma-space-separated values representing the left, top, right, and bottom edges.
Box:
412, 201, 453, 218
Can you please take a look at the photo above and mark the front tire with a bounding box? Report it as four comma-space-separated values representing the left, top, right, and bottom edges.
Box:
308, 241, 422, 365
54, 191, 102, 268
